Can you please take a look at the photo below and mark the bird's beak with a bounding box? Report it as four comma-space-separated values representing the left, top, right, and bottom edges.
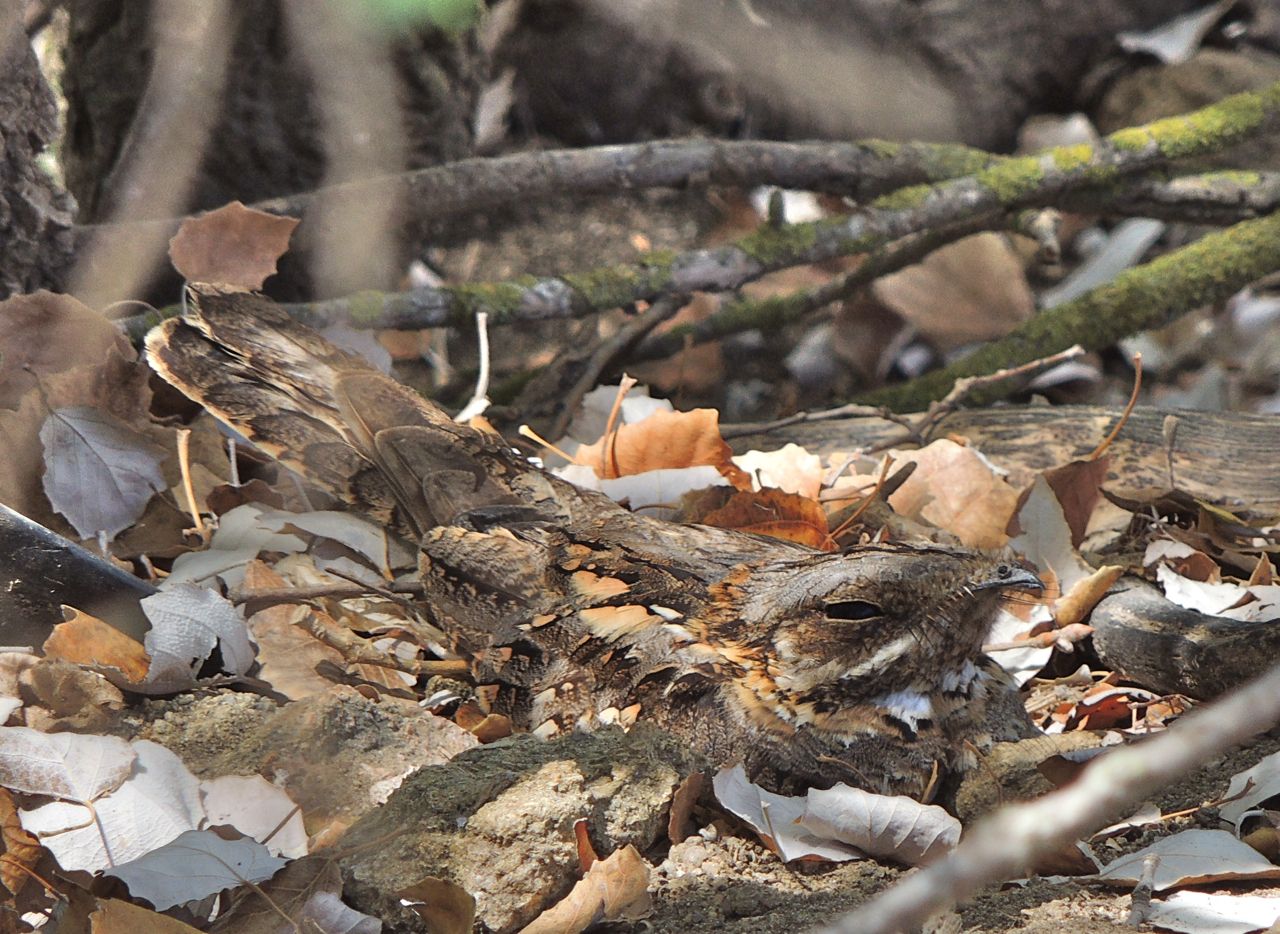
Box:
971, 564, 1044, 592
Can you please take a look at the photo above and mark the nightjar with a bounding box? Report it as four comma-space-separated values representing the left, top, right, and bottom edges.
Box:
147, 284, 1043, 799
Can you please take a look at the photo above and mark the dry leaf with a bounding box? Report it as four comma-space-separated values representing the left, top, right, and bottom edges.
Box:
574, 408, 744, 484
168, 201, 299, 290
872, 232, 1034, 351
104, 829, 287, 911
1147, 891, 1280, 934
1054, 565, 1124, 627
248, 604, 342, 700
684, 486, 834, 550
712, 764, 862, 863
0, 787, 42, 897
40, 405, 169, 540
44, 608, 151, 683
201, 774, 307, 858
91, 898, 205, 934
0, 291, 134, 409
1038, 456, 1113, 548
1098, 829, 1280, 889
400, 876, 477, 934
1221, 750, 1280, 826
732, 443, 825, 501
800, 783, 960, 865
519, 845, 651, 934
0, 727, 135, 801
888, 439, 1020, 549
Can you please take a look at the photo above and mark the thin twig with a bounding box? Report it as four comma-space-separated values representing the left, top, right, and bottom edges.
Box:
454, 311, 491, 423
1089, 352, 1142, 460
812, 659, 1280, 934
548, 295, 686, 441
721, 403, 906, 440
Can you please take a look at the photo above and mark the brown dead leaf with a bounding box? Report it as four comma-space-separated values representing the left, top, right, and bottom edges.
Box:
469, 713, 514, 743
888, 439, 1020, 549
0, 292, 134, 409
668, 772, 703, 845
249, 604, 345, 701
628, 342, 726, 395
44, 608, 151, 684
0, 787, 42, 897
20, 658, 125, 733
168, 201, 299, 290
683, 486, 835, 550
873, 232, 1034, 351
520, 845, 651, 934
400, 877, 477, 934
91, 897, 204, 934
1020, 456, 1112, 548
206, 478, 285, 515
574, 408, 746, 485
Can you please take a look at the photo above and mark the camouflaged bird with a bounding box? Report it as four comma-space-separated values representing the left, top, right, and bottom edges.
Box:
147, 284, 1043, 799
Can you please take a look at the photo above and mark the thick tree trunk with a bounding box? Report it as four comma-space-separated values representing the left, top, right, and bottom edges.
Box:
0, 21, 76, 300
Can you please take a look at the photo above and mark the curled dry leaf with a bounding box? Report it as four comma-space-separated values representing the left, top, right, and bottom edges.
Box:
168, 201, 300, 290
800, 783, 960, 866
44, 607, 151, 684
1054, 565, 1124, 627
519, 844, 651, 934
682, 486, 834, 550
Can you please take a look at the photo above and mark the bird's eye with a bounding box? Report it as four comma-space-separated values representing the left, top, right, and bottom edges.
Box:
825, 600, 883, 621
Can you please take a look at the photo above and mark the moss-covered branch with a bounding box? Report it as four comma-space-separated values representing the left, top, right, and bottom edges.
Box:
858, 210, 1280, 413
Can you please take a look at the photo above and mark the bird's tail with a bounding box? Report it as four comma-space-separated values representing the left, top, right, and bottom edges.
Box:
145, 284, 604, 538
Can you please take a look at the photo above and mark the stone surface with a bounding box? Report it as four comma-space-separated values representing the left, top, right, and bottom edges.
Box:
339, 724, 709, 934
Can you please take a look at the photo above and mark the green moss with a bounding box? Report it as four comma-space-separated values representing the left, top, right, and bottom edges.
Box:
345, 290, 387, 327
1109, 127, 1152, 152
975, 157, 1045, 204
738, 219, 821, 265
924, 144, 997, 180
873, 184, 932, 211
1051, 144, 1094, 172
863, 139, 900, 159
561, 262, 672, 309
636, 249, 676, 267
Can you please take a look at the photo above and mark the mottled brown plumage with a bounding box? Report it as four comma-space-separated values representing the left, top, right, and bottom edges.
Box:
147, 284, 1043, 798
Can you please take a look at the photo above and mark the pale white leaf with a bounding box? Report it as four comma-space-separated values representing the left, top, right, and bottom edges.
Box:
800, 783, 960, 865
1147, 891, 1280, 934
1098, 829, 1280, 890
104, 828, 287, 911
256, 509, 415, 576
20, 740, 204, 873
40, 406, 167, 540
732, 443, 824, 501
984, 606, 1054, 687
282, 891, 382, 934
1155, 565, 1250, 617
0, 727, 135, 802
712, 765, 862, 863
163, 504, 306, 589
201, 775, 307, 858
1220, 750, 1280, 826
1144, 540, 1199, 565
1008, 475, 1092, 594
140, 585, 255, 692
600, 466, 729, 521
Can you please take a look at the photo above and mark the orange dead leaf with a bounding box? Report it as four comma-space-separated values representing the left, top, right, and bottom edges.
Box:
684, 486, 835, 550
0, 787, 41, 897
574, 408, 748, 486
520, 844, 651, 934
44, 607, 150, 683
168, 201, 299, 290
